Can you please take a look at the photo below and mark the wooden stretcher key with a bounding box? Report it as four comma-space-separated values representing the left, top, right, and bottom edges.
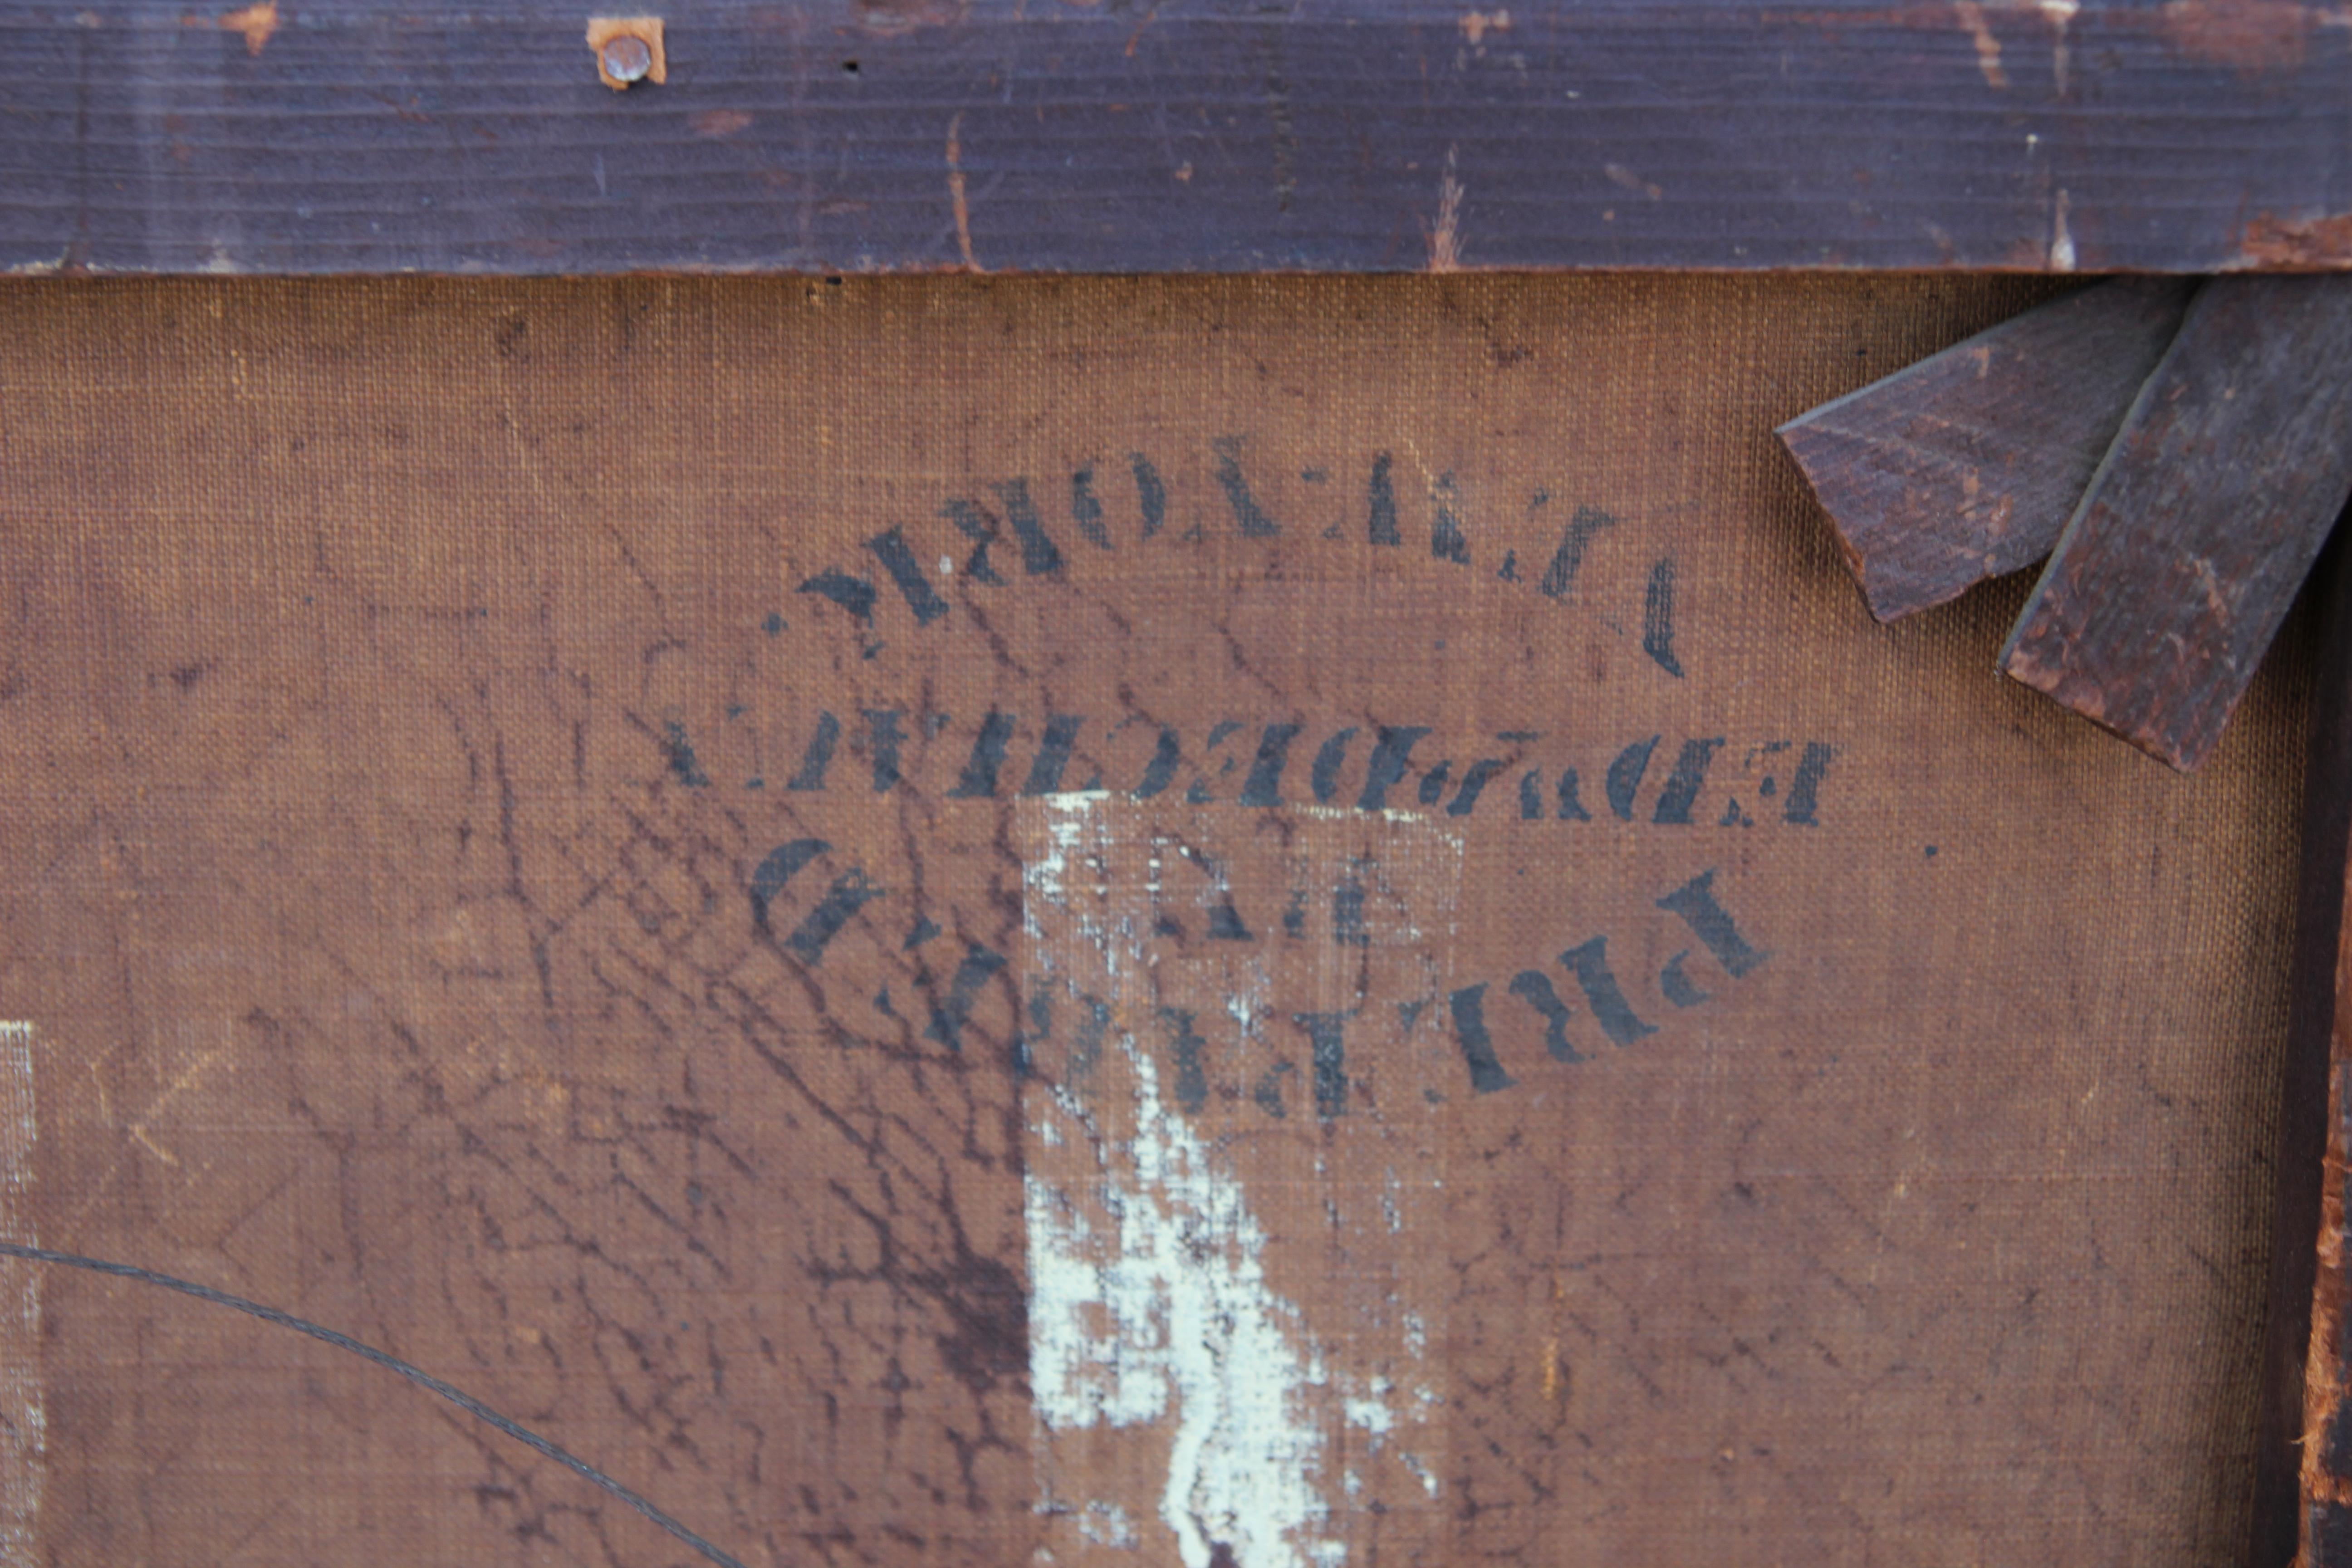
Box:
1777, 278, 2192, 622
1999, 276, 2352, 771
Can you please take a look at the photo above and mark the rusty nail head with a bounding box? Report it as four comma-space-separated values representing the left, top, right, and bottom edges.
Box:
601, 33, 653, 83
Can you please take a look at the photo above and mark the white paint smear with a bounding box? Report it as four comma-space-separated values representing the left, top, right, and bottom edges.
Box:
1020, 796, 1450, 1568
1027, 1044, 1337, 1568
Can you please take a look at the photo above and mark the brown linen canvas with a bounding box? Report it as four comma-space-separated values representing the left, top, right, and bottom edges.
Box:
0, 273, 2312, 1566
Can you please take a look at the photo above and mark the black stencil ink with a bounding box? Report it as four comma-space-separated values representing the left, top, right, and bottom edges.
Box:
941, 498, 1009, 583
1540, 505, 1616, 599
1021, 715, 1086, 796
862, 709, 906, 792
797, 568, 878, 622
662, 721, 710, 788
786, 711, 841, 792
903, 915, 941, 950
1557, 768, 1594, 821
863, 528, 951, 624
1130, 453, 1167, 539
1416, 760, 1452, 806
926, 943, 1009, 1053
1659, 951, 1712, 1008
1644, 556, 1686, 677
1430, 474, 1471, 564
1293, 1011, 1352, 1118
1559, 936, 1657, 1044
1656, 868, 1769, 978
994, 478, 1066, 576
1253, 1060, 1296, 1119
1784, 742, 1834, 825
1652, 737, 1726, 824
1368, 452, 1401, 546
1211, 436, 1283, 538
1187, 720, 1245, 804
1282, 889, 1308, 938
948, 711, 1016, 798
1448, 984, 1519, 1094
1070, 467, 1112, 549
1333, 877, 1369, 947
1497, 551, 1519, 582
784, 869, 886, 963
1240, 723, 1304, 807
1207, 900, 1255, 941
1358, 726, 1434, 811
1508, 970, 1585, 1062
1131, 726, 1183, 800
1158, 1008, 1210, 1113
1606, 736, 1660, 821
1520, 771, 1544, 819
750, 839, 828, 935
1449, 759, 1507, 816
1311, 726, 1359, 804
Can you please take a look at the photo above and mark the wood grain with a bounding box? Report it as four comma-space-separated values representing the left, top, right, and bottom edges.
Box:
2292, 539, 2352, 1568
1999, 277, 2352, 772
3, 0, 2352, 277
1778, 279, 2193, 622
2247, 534, 2352, 1568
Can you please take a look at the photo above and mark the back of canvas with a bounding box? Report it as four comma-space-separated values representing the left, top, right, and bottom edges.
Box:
0, 274, 2309, 1566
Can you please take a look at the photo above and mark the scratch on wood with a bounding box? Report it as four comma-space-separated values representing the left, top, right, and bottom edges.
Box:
947, 112, 982, 274
2235, 210, 2352, 269
1955, 1, 2010, 87
1458, 8, 1511, 43
1428, 148, 1464, 273
2040, 0, 2078, 92
216, 0, 276, 54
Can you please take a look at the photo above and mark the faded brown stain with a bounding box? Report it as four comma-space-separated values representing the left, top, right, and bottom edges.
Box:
2159, 0, 2312, 69
690, 108, 755, 138
2234, 209, 2352, 269
857, 0, 967, 36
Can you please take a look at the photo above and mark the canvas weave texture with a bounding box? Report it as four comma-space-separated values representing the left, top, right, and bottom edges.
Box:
0, 274, 2312, 1566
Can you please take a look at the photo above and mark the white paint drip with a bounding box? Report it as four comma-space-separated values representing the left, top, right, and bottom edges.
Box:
1023, 794, 1146, 982
1021, 796, 1454, 1564
1080, 1500, 1139, 1548
1027, 1045, 1338, 1568
2050, 187, 2076, 271
0, 1024, 43, 1562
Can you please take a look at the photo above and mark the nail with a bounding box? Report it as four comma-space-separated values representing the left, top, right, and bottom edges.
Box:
600, 33, 652, 83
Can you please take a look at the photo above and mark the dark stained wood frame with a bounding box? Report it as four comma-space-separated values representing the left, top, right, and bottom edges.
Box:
5, 2, 2349, 1561
4, 0, 2352, 278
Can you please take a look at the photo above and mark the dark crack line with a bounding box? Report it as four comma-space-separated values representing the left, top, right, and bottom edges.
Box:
0, 1241, 752, 1568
